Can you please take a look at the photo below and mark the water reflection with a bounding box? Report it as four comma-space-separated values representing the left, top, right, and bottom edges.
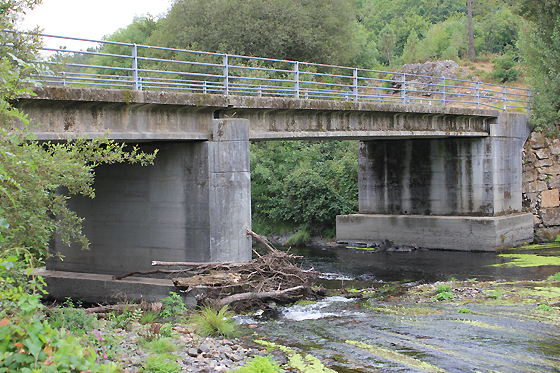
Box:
279, 244, 560, 283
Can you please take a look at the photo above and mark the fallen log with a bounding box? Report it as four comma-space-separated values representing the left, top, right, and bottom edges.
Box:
113, 269, 188, 280
214, 286, 305, 308
151, 261, 248, 267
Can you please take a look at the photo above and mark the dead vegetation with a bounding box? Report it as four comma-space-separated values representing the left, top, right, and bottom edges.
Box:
115, 230, 322, 312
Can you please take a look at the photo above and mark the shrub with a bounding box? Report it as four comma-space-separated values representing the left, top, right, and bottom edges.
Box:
547, 272, 560, 281
435, 292, 453, 301
458, 308, 471, 314
189, 305, 237, 338
437, 284, 451, 293
536, 304, 554, 311
48, 298, 96, 336
160, 293, 188, 320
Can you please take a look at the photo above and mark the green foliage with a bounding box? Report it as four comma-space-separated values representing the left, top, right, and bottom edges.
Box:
458, 308, 471, 314
150, 0, 360, 65
189, 305, 237, 338
517, 1, 560, 133
285, 230, 311, 247
535, 304, 554, 312
142, 354, 181, 373
435, 291, 453, 301
548, 272, 560, 281
490, 48, 520, 83
149, 338, 177, 354
47, 298, 96, 336
140, 311, 158, 325
378, 25, 397, 65
402, 30, 421, 64
251, 140, 358, 236
236, 355, 282, 373
486, 290, 499, 299
437, 284, 451, 293
0, 257, 119, 372
108, 306, 142, 331
160, 292, 188, 320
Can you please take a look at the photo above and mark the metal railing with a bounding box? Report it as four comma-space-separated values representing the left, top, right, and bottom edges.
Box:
13, 32, 531, 112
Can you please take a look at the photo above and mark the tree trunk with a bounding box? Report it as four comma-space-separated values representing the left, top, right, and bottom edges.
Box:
467, 0, 475, 61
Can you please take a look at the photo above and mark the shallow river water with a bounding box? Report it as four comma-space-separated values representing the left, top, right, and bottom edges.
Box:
240, 244, 560, 372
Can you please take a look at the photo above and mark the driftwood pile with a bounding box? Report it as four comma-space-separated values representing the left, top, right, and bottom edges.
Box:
117, 230, 321, 312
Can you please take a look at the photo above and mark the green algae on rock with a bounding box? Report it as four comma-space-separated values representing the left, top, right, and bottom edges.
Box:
492, 254, 560, 267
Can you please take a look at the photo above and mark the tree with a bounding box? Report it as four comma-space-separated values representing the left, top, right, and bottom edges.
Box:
378, 25, 397, 65
149, 0, 360, 65
467, 0, 475, 61
0, 2, 158, 261
516, 0, 560, 132
402, 30, 421, 63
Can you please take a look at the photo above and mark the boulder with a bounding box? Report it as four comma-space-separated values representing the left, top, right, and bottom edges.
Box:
391, 60, 467, 95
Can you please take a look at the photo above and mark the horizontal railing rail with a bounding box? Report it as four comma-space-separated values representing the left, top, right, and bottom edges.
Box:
6, 31, 531, 113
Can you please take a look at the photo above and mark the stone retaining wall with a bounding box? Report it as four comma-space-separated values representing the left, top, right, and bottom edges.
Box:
522, 132, 560, 240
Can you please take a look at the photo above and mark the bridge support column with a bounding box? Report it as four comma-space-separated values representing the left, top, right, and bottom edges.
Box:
337, 112, 534, 251
47, 118, 251, 279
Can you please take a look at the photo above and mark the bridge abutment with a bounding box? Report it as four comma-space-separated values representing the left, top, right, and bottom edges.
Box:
337, 112, 534, 250
47, 118, 251, 279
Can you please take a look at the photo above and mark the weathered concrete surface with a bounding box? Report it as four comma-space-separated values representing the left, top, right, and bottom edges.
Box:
336, 213, 534, 251
13, 86, 493, 141
35, 269, 199, 305
47, 118, 251, 276
339, 111, 533, 250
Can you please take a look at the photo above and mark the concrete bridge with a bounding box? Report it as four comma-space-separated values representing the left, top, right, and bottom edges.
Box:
15, 86, 533, 299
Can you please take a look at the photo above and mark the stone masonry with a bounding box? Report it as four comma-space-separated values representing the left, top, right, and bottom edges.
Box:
522, 132, 560, 240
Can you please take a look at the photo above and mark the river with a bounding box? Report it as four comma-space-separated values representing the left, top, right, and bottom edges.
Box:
238, 243, 560, 372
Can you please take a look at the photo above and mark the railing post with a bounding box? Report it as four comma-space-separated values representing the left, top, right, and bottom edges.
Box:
503, 86, 507, 111
132, 43, 140, 91
527, 90, 531, 114
203, 81, 207, 94
476, 81, 480, 109
258, 85, 262, 97
441, 77, 446, 107
353, 68, 358, 101
223, 54, 229, 95
294, 61, 300, 99
61, 72, 66, 87
401, 74, 406, 104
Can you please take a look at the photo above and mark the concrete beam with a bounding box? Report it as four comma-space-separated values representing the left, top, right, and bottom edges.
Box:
13, 86, 496, 141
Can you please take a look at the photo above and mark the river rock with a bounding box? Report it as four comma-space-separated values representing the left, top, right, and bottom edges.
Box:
391, 60, 466, 95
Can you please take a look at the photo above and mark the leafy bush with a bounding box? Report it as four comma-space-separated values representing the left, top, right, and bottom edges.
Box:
189, 305, 237, 338
160, 292, 188, 320
437, 284, 451, 293
536, 304, 554, 311
236, 355, 282, 373
435, 292, 453, 301
48, 298, 96, 336
547, 272, 560, 281
490, 51, 520, 83
458, 308, 471, 314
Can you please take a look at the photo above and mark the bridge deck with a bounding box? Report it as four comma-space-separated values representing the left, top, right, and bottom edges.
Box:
14, 87, 495, 141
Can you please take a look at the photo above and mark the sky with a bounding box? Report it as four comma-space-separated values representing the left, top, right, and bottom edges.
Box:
20, 0, 173, 50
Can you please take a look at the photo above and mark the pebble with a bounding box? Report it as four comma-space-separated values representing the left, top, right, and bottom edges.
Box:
108, 324, 266, 373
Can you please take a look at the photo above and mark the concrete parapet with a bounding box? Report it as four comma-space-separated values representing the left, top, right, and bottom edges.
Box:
336, 213, 534, 251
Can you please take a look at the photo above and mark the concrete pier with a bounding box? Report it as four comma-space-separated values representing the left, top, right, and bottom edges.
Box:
337, 112, 534, 250
47, 118, 252, 275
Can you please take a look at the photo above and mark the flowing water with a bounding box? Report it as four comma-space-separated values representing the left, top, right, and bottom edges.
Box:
240, 244, 560, 372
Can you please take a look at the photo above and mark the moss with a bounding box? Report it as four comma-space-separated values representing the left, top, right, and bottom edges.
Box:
455, 320, 500, 330
122, 89, 134, 104
363, 304, 438, 316
345, 340, 446, 373
343, 101, 352, 110
491, 254, 560, 268
254, 340, 336, 373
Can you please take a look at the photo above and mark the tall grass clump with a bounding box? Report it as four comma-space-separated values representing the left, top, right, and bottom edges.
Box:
189, 305, 237, 338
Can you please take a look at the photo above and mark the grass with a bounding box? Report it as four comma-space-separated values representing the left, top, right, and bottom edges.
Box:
149, 338, 177, 354
435, 292, 453, 301
548, 272, 560, 281
285, 230, 311, 246
189, 304, 237, 338
142, 355, 181, 373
